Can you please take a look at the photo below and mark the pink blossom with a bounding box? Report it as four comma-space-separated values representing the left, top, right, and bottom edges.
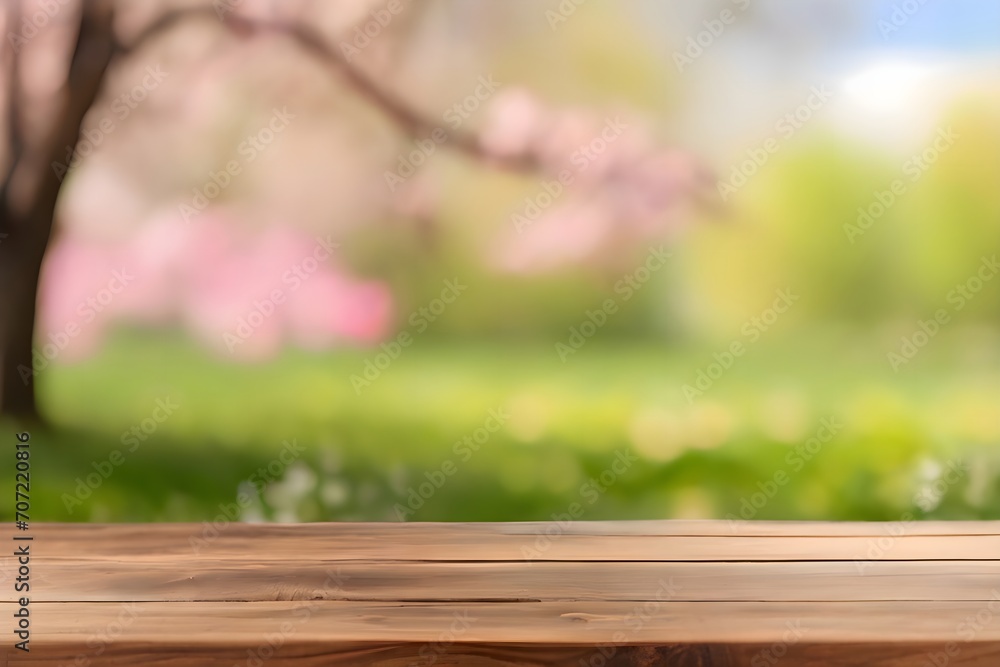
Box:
38, 215, 395, 363
479, 92, 711, 274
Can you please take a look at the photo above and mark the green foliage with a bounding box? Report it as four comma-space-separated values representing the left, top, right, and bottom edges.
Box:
6, 329, 997, 523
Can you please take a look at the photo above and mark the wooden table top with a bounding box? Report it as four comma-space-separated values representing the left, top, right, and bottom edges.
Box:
4, 521, 1000, 665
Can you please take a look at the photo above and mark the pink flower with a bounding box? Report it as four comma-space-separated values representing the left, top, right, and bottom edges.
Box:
38, 215, 395, 363
479, 92, 711, 274
287, 273, 393, 348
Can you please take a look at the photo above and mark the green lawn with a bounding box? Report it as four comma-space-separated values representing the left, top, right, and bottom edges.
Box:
6, 327, 1000, 523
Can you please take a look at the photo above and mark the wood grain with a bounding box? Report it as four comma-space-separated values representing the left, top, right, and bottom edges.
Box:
2, 521, 999, 666
18, 560, 1000, 602
19, 521, 1000, 561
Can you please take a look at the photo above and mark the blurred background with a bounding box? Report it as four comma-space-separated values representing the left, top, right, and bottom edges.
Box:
3, 0, 999, 522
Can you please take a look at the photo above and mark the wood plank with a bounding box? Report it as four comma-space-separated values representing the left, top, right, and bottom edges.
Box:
17, 560, 1000, 602
9, 641, 1000, 667
26, 520, 1000, 543
5, 521, 1000, 666
16, 523, 1000, 562
5, 642, 726, 667
10, 599, 1000, 644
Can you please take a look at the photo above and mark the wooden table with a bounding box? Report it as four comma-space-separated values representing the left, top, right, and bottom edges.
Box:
3, 521, 1000, 665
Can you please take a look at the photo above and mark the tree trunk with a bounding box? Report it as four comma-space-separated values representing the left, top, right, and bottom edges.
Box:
0, 222, 45, 418
0, 0, 116, 419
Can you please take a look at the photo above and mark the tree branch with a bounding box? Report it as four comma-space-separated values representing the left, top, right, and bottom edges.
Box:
8, 0, 116, 226
114, 6, 538, 173
1, 0, 26, 226
15, 0, 114, 222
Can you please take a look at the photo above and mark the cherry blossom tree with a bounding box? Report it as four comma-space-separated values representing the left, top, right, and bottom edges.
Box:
0, 0, 709, 420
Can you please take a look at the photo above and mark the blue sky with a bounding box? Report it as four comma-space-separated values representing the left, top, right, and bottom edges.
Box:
860, 0, 1000, 53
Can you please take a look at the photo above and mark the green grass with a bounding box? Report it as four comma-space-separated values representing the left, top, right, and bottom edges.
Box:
5, 327, 1000, 523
